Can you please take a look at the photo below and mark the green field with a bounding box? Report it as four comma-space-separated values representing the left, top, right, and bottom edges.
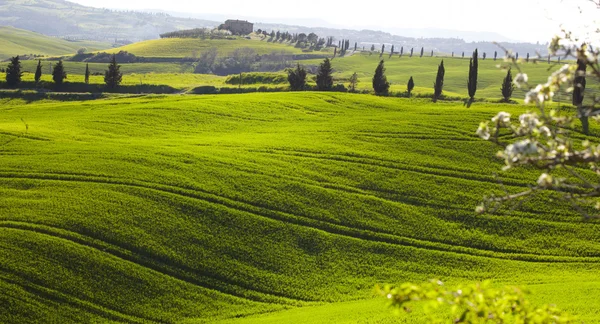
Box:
0, 26, 111, 60
1, 92, 600, 323
0, 60, 194, 75
307, 54, 574, 99
105, 37, 327, 59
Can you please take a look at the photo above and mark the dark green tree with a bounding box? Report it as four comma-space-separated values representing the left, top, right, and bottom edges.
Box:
84, 63, 90, 84
354, 42, 357, 51
467, 49, 478, 106
5, 56, 23, 87
501, 68, 514, 102
433, 60, 445, 103
420, 47, 424, 57
34, 60, 42, 84
104, 54, 122, 89
371, 44, 375, 51
573, 58, 588, 134
410, 48, 414, 57
348, 72, 358, 93
287, 63, 307, 91
431, 50, 434, 57
316, 58, 334, 91
400, 46, 403, 57
407, 76, 414, 97
372, 60, 390, 96
390, 45, 395, 58
52, 60, 67, 85
494, 51, 498, 61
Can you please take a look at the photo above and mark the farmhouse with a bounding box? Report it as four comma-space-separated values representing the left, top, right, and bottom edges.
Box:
219, 19, 254, 35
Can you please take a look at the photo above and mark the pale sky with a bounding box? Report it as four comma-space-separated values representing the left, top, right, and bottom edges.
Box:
71, 0, 599, 42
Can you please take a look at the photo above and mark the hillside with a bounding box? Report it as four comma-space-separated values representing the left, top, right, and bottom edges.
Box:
104, 37, 321, 59
0, 0, 218, 42
306, 54, 581, 99
0, 26, 111, 60
1, 93, 600, 323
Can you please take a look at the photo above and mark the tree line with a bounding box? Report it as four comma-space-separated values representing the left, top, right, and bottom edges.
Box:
287, 49, 516, 103
4, 55, 123, 89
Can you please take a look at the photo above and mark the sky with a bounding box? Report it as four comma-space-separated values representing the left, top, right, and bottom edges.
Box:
70, 0, 599, 42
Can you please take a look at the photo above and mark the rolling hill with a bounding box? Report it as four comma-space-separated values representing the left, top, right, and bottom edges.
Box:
1, 92, 599, 323
104, 37, 327, 59
0, 0, 218, 42
0, 25, 111, 60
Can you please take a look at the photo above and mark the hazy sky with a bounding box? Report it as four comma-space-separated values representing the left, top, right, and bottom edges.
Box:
70, 0, 598, 42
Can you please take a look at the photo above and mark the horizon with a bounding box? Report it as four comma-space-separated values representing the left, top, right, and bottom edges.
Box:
68, 0, 599, 43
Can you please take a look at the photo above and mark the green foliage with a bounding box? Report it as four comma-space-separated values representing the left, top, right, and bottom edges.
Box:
468, 49, 479, 101
5, 56, 23, 87
433, 60, 445, 102
225, 72, 287, 85
348, 72, 358, 92
104, 55, 123, 89
84, 63, 90, 85
379, 280, 574, 323
501, 68, 514, 102
372, 60, 390, 95
34, 60, 42, 84
287, 63, 307, 91
407, 76, 415, 97
51, 60, 67, 85
316, 58, 334, 91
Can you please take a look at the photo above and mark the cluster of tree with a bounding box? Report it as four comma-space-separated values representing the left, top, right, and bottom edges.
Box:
160, 28, 232, 39
4, 55, 122, 89
286, 58, 347, 92
336, 39, 351, 57
194, 48, 296, 76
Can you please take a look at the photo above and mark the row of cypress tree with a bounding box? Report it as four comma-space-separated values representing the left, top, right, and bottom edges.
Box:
4, 55, 123, 89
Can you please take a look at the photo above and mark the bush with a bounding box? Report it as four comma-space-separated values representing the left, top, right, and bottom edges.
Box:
225, 73, 287, 85
190, 85, 218, 94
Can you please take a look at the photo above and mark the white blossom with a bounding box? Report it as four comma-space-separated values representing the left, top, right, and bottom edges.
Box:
492, 112, 511, 127
514, 73, 528, 88
537, 173, 554, 188
476, 122, 490, 140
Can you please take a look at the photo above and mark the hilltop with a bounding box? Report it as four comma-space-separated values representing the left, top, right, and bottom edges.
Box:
1, 92, 599, 323
0, 25, 111, 60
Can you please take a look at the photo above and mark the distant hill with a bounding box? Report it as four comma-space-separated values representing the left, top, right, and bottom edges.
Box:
0, 25, 111, 60
0, 0, 548, 55
103, 37, 322, 59
0, 0, 218, 42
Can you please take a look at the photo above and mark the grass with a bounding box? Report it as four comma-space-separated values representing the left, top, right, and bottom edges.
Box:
306, 53, 578, 99
104, 37, 326, 58
0, 26, 111, 60
0, 60, 194, 75
1, 92, 600, 322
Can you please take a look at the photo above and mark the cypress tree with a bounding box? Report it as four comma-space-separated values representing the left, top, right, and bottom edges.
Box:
399, 47, 403, 57
501, 68, 514, 102
573, 59, 588, 134
431, 50, 433, 57
52, 60, 67, 86
5, 56, 23, 87
390, 45, 395, 58
85, 63, 90, 84
316, 58, 334, 91
410, 48, 414, 57
287, 63, 307, 91
420, 47, 424, 57
433, 60, 445, 102
354, 42, 357, 51
494, 51, 498, 61
104, 54, 122, 89
34, 60, 43, 84
372, 60, 390, 96
467, 49, 478, 105
407, 76, 414, 97
526, 53, 530, 62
